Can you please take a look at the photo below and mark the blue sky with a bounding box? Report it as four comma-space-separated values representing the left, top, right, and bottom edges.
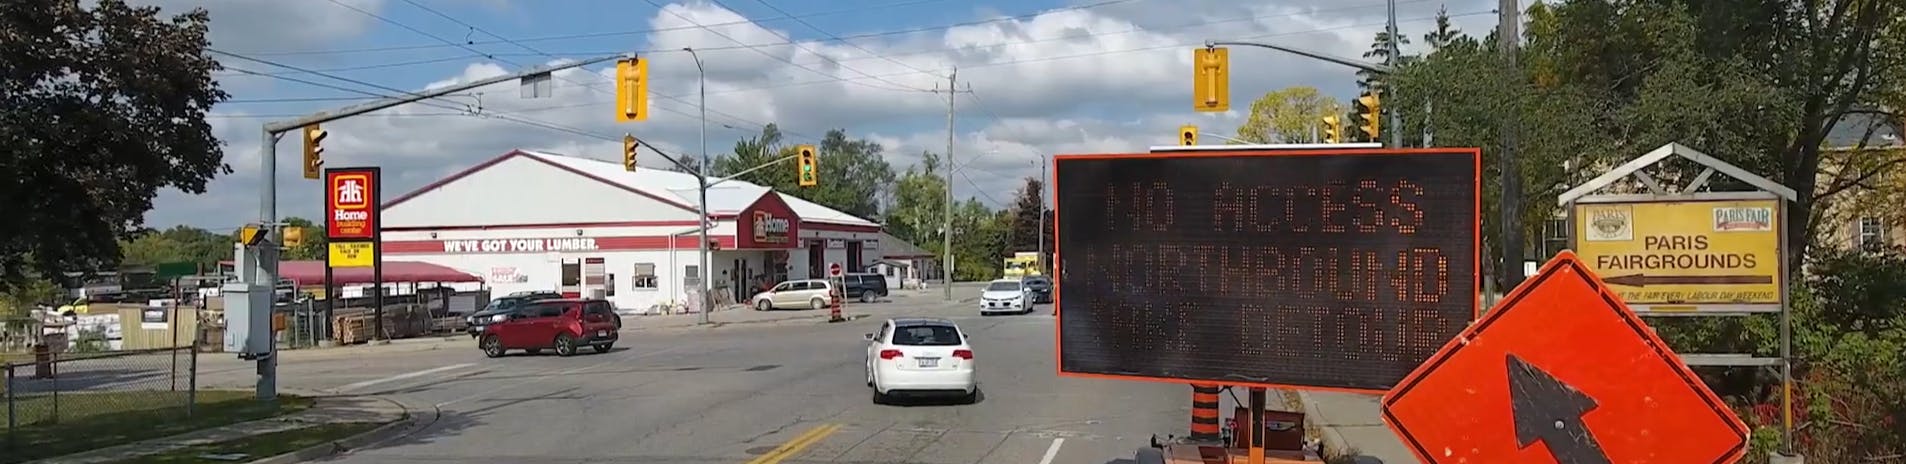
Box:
143, 0, 1508, 231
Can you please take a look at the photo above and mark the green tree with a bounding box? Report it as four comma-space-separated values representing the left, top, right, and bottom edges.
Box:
713, 126, 896, 220
0, 278, 62, 317
1003, 177, 1047, 254
1235, 86, 1342, 144
0, 0, 230, 291
121, 225, 231, 269
949, 198, 1004, 281
883, 152, 949, 250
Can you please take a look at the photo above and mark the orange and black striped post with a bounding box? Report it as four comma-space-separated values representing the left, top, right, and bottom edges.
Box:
1190, 383, 1222, 441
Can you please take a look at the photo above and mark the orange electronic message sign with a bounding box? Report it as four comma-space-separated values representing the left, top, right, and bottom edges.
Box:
1052, 148, 1481, 393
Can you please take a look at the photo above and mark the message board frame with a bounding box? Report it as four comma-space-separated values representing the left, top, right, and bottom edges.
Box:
1051, 147, 1482, 394
1569, 191, 1785, 314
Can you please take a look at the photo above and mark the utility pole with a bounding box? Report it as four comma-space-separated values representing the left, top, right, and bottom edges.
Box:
1387, 0, 1403, 148
685, 48, 713, 325
941, 67, 958, 301
240, 53, 629, 402
1498, 0, 1525, 288
1035, 154, 1048, 274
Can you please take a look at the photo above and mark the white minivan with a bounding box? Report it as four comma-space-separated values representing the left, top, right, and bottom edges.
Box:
751, 279, 838, 311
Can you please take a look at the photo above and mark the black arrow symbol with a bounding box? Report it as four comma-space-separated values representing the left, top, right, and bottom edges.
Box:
1601, 273, 1772, 287
1508, 353, 1612, 464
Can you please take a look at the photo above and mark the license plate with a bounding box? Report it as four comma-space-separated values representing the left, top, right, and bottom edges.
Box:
471, 326, 484, 332
596, 330, 608, 337
918, 357, 939, 368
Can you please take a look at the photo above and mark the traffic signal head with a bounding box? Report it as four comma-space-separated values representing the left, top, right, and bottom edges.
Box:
1358, 93, 1381, 139
796, 144, 818, 187
302, 124, 326, 180
622, 134, 639, 171
1321, 115, 1341, 144
1192, 47, 1230, 112
1179, 125, 1198, 146
282, 226, 304, 249
615, 58, 649, 122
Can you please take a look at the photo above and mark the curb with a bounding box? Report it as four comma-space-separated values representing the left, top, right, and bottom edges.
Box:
246, 393, 440, 464
1290, 390, 1351, 460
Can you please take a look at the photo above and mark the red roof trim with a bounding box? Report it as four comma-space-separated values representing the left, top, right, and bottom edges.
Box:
382, 220, 702, 232
381, 150, 699, 214
802, 221, 881, 233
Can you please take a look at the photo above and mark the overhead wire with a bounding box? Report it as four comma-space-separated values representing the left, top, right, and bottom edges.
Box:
638, 0, 929, 93
547, 0, 1438, 96
747, 0, 949, 79
239, 0, 962, 56
707, 0, 941, 91
334, 0, 810, 141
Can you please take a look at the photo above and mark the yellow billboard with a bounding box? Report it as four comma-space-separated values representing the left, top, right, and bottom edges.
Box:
328, 241, 376, 268
1573, 199, 1782, 309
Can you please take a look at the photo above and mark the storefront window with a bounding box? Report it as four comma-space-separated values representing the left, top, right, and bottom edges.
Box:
633, 263, 658, 289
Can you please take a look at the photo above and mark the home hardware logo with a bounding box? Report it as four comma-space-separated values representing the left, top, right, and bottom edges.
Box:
753, 211, 790, 243
326, 170, 377, 240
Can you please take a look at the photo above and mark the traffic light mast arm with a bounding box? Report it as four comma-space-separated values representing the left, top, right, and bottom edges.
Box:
625, 134, 699, 173
260, 53, 631, 133
708, 153, 800, 188
1204, 40, 1392, 74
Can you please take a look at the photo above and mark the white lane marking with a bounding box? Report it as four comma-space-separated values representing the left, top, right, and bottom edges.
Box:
333, 363, 474, 392
1037, 438, 1065, 464
434, 345, 686, 408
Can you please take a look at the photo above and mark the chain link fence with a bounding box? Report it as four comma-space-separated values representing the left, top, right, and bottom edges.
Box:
3, 345, 198, 439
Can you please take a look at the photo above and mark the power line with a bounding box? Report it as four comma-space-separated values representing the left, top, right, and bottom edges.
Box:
239, 0, 961, 56
640, 0, 928, 93
748, 0, 950, 81
547, 0, 1433, 95
711, 0, 941, 90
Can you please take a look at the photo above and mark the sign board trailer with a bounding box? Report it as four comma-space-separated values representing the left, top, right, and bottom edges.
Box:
1053, 147, 1481, 393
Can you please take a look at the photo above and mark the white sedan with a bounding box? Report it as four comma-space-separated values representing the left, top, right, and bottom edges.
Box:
978, 279, 1033, 315
864, 317, 977, 404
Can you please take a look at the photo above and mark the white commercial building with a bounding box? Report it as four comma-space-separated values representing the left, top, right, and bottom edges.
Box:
379, 150, 904, 312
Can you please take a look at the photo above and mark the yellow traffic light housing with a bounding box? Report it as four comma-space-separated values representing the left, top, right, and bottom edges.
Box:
1358, 92, 1381, 140
622, 134, 639, 171
615, 58, 649, 122
1192, 47, 1229, 112
302, 124, 327, 180
282, 226, 304, 249
1179, 125, 1198, 146
1321, 116, 1342, 144
796, 145, 818, 187
238, 224, 267, 246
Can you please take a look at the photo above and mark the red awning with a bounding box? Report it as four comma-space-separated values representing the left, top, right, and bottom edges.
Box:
220, 260, 481, 286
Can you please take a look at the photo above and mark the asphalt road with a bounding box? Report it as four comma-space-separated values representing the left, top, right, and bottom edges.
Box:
187, 289, 1191, 464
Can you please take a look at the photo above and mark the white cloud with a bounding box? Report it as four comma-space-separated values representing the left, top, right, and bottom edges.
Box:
150, 0, 1505, 229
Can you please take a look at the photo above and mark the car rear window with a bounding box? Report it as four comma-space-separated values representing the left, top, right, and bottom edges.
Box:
891, 325, 962, 346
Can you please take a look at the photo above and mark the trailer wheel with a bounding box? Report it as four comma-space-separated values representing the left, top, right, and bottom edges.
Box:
1134, 447, 1166, 464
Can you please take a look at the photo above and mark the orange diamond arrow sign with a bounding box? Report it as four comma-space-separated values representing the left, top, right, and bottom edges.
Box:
1381, 251, 1749, 463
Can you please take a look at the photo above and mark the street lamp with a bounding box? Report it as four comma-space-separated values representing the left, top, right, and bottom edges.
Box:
684, 47, 712, 325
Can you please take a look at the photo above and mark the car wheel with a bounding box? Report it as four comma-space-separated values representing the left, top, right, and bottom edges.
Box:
809, 298, 825, 310
554, 334, 578, 357
480, 335, 505, 358
872, 389, 888, 405
961, 388, 979, 404
756, 299, 771, 311
859, 293, 874, 303
593, 342, 613, 354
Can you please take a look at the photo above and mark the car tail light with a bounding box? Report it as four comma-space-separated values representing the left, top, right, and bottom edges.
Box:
879, 349, 903, 360
952, 349, 973, 359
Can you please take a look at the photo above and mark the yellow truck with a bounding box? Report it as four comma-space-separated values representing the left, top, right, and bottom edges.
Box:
1001, 252, 1042, 279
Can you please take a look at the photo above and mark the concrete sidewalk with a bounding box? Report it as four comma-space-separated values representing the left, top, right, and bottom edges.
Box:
32, 393, 419, 464
1292, 390, 1416, 463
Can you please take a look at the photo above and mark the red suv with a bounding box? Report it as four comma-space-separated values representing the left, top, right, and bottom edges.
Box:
477, 299, 621, 357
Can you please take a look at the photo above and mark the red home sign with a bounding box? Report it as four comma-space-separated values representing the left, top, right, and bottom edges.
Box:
737, 192, 800, 249
325, 167, 380, 240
